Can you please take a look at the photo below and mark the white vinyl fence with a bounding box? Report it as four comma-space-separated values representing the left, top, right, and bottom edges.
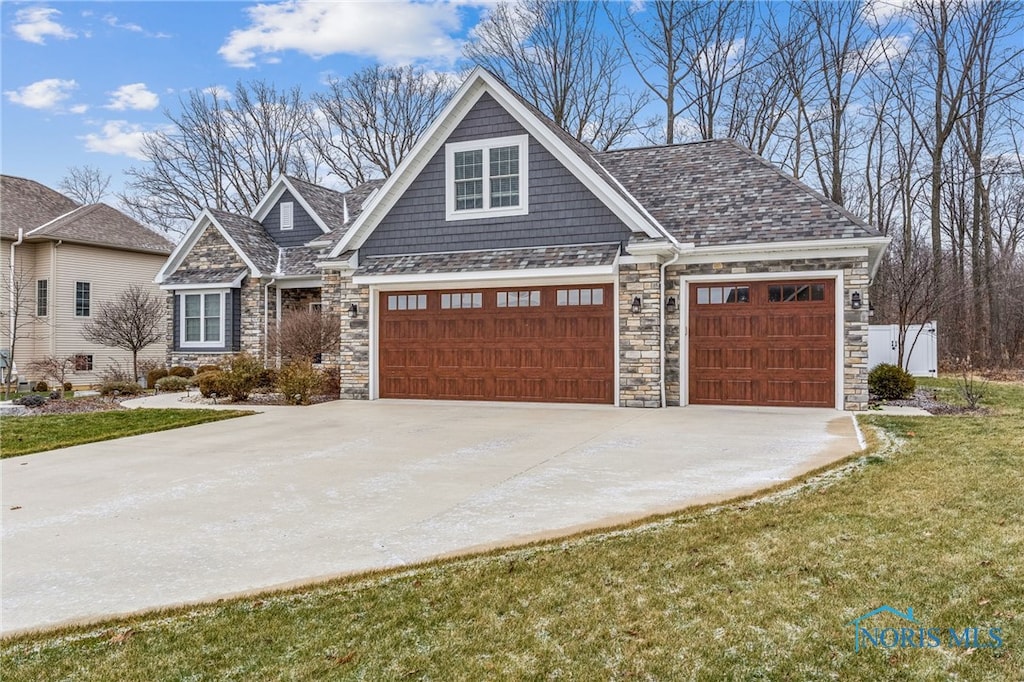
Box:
868, 321, 939, 377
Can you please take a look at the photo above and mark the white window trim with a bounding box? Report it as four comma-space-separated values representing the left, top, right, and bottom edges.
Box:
280, 201, 294, 231
179, 289, 228, 349
445, 134, 529, 221
74, 281, 91, 318
36, 279, 49, 317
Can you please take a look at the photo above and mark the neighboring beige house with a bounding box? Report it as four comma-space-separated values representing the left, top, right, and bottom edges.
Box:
1, 175, 173, 388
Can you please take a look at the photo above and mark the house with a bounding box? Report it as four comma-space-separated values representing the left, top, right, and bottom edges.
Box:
156, 68, 888, 410
1, 175, 173, 388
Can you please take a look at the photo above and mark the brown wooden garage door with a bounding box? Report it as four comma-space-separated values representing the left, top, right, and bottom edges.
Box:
379, 285, 614, 403
689, 280, 835, 407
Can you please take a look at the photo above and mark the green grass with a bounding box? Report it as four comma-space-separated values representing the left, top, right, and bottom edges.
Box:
2, 386, 1022, 680
0, 409, 254, 458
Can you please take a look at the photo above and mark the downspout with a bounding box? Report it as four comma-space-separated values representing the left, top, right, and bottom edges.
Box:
659, 250, 681, 408
263, 278, 276, 365
51, 240, 61, 356
7, 229, 24, 385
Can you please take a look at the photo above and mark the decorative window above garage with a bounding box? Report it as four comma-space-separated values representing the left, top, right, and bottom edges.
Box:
445, 135, 529, 221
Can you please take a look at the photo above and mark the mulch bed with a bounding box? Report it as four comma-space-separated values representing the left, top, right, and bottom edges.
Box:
871, 388, 987, 415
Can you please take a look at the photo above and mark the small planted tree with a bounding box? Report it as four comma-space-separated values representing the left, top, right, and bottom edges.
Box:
270, 309, 342, 364
82, 284, 165, 382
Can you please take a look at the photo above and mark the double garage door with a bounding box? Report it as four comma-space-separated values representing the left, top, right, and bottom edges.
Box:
689, 279, 836, 407
379, 284, 614, 403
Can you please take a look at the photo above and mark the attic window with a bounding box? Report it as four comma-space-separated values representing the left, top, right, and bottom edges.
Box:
280, 201, 294, 230
445, 135, 529, 221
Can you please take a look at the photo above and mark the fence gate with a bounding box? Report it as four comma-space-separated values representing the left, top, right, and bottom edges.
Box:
868, 321, 938, 377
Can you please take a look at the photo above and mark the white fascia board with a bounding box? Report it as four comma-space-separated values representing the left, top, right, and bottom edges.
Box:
677, 237, 888, 265
251, 176, 332, 234
316, 251, 359, 271
624, 240, 677, 258
353, 264, 616, 287
155, 212, 214, 283
159, 271, 246, 291
275, 276, 322, 289
328, 72, 488, 259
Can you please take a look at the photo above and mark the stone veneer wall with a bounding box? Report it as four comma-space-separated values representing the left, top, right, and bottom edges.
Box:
618, 262, 662, 407
322, 268, 369, 399
664, 256, 871, 411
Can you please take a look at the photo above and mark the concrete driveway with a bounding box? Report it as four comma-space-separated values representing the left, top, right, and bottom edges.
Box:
1, 400, 861, 635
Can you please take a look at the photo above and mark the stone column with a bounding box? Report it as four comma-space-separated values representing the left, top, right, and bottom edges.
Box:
618, 262, 662, 407
323, 268, 370, 400
843, 259, 871, 410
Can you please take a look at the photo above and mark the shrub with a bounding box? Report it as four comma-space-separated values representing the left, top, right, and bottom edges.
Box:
196, 364, 221, 375
62, 382, 73, 391
319, 366, 341, 397
223, 353, 264, 401
868, 363, 916, 400
155, 375, 191, 392
169, 366, 195, 378
147, 368, 170, 388
196, 370, 229, 398
14, 394, 47, 407
277, 361, 321, 405
34, 381, 49, 392
99, 381, 144, 397
256, 367, 279, 392
49, 390, 62, 400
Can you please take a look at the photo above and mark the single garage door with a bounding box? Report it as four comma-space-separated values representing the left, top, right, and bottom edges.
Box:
379, 284, 614, 403
689, 280, 835, 407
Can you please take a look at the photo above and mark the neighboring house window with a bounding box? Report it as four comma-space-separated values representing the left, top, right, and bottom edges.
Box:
73, 354, 93, 371
75, 282, 91, 317
180, 291, 226, 347
445, 135, 529, 220
36, 280, 48, 316
280, 201, 294, 230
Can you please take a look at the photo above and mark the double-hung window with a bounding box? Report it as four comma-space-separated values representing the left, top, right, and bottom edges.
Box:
36, 280, 48, 316
181, 291, 225, 348
445, 135, 528, 220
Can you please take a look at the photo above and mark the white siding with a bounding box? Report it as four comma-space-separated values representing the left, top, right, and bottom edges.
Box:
50, 243, 168, 386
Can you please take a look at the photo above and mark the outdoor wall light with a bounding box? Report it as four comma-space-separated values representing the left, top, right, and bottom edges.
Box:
851, 291, 862, 310
348, 303, 359, 318
631, 296, 642, 314
666, 296, 678, 314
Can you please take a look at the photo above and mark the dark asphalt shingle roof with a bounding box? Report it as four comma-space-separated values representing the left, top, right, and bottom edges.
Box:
207, 208, 279, 274
28, 203, 172, 253
357, 243, 620, 276
278, 245, 322, 277
321, 179, 387, 246
162, 267, 248, 286
1, 175, 80, 239
596, 139, 881, 247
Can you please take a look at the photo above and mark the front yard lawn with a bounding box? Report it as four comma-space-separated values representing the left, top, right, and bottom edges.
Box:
0, 409, 254, 458
2, 383, 1021, 680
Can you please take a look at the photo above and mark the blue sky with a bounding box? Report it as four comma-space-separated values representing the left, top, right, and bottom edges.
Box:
1, 1, 491, 198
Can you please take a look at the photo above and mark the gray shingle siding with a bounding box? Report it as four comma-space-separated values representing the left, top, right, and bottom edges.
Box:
261, 190, 323, 247
360, 93, 632, 257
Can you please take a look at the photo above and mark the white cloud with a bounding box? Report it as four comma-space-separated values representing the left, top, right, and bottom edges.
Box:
862, 35, 912, 66
13, 7, 76, 44
81, 121, 154, 160
105, 83, 160, 111
69, 104, 90, 114
103, 13, 171, 38
4, 78, 78, 109
202, 85, 233, 100
219, 0, 464, 67
863, 0, 911, 27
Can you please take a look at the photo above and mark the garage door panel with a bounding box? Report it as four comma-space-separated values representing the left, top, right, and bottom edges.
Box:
380, 285, 613, 404
690, 280, 835, 407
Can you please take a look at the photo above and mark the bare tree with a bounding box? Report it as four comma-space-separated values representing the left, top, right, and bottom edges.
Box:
269, 309, 342, 365
308, 65, 456, 188
465, 0, 648, 150
27, 355, 76, 391
0, 267, 36, 398
58, 165, 111, 204
120, 81, 311, 237
81, 284, 165, 381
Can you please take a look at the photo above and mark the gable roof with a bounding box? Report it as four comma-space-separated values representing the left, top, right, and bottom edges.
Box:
328, 67, 675, 259
27, 203, 172, 254
207, 208, 279, 274
597, 140, 882, 247
1, 174, 80, 239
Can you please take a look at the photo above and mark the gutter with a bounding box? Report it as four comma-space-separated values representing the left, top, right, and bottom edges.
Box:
8, 228, 24, 354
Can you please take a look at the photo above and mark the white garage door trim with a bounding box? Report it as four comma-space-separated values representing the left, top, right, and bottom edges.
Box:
368, 274, 620, 402
679, 270, 845, 409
